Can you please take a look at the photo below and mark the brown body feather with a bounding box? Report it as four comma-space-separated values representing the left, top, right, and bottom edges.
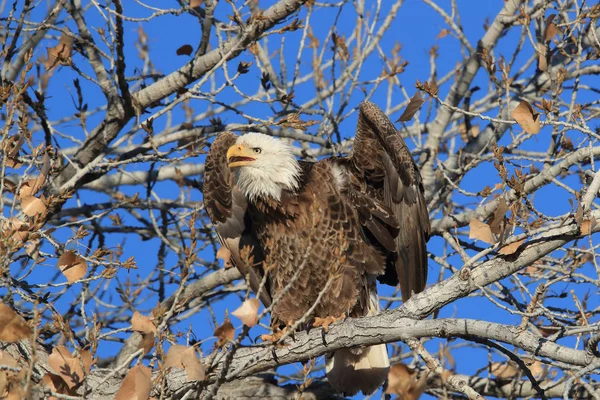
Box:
203, 101, 430, 396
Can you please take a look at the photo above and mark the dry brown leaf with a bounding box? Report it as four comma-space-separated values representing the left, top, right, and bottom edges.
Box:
139, 333, 155, 355
131, 311, 157, 334
165, 345, 205, 381
458, 124, 480, 142
115, 365, 152, 400
231, 298, 260, 327
435, 29, 450, 40
42, 373, 75, 399
48, 346, 91, 389
397, 91, 425, 122
491, 362, 518, 379
164, 345, 187, 368
57, 251, 87, 283
5, 158, 22, 169
177, 135, 199, 154
214, 319, 235, 347
0, 351, 22, 399
0, 351, 18, 369
45, 31, 74, 71
386, 363, 427, 400
190, 0, 203, 7
21, 195, 47, 217
469, 219, 495, 245
537, 325, 560, 337
499, 239, 526, 255
25, 239, 41, 261
176, 44, 193, 56
131, 312, 156, 354
4, 386, 25, 400
489, 198, 509, 235
581, 217, 597, 235
523, 265, 544, 277
0, 303, 32, 342
537, 43, 548, 72
180, 347, 205, 381
2, 218, 30, 244
17, 179, 39, 198
2, 136, 24, 159
512, 100, 541, 134
216, 246, 232, 268
544, 15, 560, 42
18, 154, 49, 199
523, 357, 546, 380
34, 153, 50, 195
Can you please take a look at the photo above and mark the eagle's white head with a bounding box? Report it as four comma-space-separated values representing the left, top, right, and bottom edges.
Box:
226, 132, 301, 202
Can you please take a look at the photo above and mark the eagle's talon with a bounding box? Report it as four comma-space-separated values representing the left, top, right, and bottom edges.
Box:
259, 329, 286, 343
313, 315, 345, 333
259, 320, 295, 345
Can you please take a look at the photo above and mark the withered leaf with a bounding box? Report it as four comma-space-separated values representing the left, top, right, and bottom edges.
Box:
114, 365, 152, 400
190, 0, 203, 7
0, 303, 32, 342
469, 219, 495, 245
489, 198, 509, 235
0, 351, 20, 398
512, 100, 541, 134
436, 29, 450, 40
397, 91, 425, 122
17, 179, 39, 198
139, 332, 155, 355
131, 312, 156, 354
0, 351, 18, 369
176, 44, 193, 56
537, 325, 560, 337
231, 298, 260, 327
213, 319, 234, 347
386, 363, 427, 400
42, 373, 75, 398
575, 204, 584, 226
165, 345, 206, 381
57, 251, 87, 283
458, 123, 480, 142
164, 345, 186, 367
48, 346, 92, 389
491, 362, 518, 379
581, 217, 597, 235
216, 246, 232, 268
499, 239, 526, 255
544, 15, 560, 42
131, 311, 157, 334
44, 31, 74, 71
31, 152, 50, 196
537, 43, 548, 72
2, 218, 30, 244
523, 265, 544, 277
523, 357, 546, 380
21, 195, 47, 217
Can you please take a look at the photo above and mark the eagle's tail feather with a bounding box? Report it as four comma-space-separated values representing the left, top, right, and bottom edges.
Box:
325, 343, 390, 396
325, 282, 389, 396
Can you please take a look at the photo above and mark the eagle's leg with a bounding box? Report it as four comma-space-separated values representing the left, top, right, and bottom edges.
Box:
313, 314, 346, 333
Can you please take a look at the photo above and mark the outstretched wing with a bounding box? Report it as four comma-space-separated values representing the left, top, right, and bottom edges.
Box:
203, 132, 272, 307
346, 101, 430, 302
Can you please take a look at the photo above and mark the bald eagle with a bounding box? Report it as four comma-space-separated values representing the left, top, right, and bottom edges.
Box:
203, 101, 430, 396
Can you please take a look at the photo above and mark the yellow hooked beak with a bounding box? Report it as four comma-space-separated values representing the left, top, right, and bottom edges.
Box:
227, 145, 257, 168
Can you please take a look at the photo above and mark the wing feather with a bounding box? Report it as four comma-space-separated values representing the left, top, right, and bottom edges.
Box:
347, 101, 430, 302
203, 132, 272, 307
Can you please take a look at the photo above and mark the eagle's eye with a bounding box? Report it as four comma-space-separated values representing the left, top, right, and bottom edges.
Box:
253, 147, 262, 154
